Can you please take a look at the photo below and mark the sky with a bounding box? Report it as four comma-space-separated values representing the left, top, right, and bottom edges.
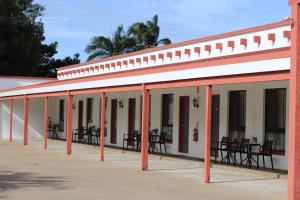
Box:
35, 0, 290, 61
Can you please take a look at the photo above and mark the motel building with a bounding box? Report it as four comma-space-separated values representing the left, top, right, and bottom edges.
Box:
3, 1, 300, 200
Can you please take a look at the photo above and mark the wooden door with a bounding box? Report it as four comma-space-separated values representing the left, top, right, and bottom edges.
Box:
128, 98, 136, 144
110, 99, 118, 144
211, 95, 220, 157
179, 96, 190, 153
78, 101, 84, 129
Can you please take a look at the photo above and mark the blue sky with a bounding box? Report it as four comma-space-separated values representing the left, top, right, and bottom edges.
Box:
35, 0, 290, 61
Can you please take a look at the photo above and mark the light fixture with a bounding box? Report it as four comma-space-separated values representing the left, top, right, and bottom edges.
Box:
193, 97, 199, 108
118, 100, 123, 108
72, 103, 76, 110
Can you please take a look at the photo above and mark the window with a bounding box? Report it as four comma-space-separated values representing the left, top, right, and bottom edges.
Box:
265, 88, 286, 152
59, 99, 65, 131
161, 94, 174, 142
228, 91, 246, 141
86, 98, 93, 128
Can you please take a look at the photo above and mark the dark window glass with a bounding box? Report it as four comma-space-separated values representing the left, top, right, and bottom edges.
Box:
59, 99, 65, 131
265, 88, 286, 151
162, 94, 174, 142
228, 90, 246, 141
86, 98, 93, 128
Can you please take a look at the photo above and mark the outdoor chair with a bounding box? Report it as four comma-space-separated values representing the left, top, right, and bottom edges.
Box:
250, 140, 274, 170
123, 130, 139, 151
239, 138, 250, 165
152, 132, 167, 156
148, 129, 159, 152
212, 136, 230, 164
91, 127, 100, 145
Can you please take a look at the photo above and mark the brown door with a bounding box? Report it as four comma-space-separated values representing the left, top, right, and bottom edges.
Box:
179, 96, 190, 153
110, 99, 118, 144
78, 101, 84, 129
128, 98, 136, 144
211, 95, 220, 157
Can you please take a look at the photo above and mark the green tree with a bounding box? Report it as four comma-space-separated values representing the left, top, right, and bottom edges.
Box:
85, 25, 135, 61
0, 0, 80, 77
128, 15, 171, 49
85, 15, 171, 61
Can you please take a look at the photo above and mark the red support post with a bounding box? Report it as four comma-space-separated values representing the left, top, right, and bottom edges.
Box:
288, 1, 300, 200
204, 85, 212, 183
66, 93, 73, 155
44, 97, 48, 149
100, 92, 106, 161
9, 99, 13, 143
141, 84, 150, 170
23, 96, 29, 145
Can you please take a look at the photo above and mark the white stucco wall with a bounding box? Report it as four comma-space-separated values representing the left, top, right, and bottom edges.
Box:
0, 77, 54, 141
3, 80, 289, 170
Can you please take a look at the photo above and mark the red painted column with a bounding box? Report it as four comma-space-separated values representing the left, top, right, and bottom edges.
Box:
66, 93, 73, 155
141, 84, 150, 171
23, 96, 29, 145
9, 99, 13, 143
204, 85, 212, 183
100, 92, 106, 161
288, 1, 300, 200
44, 97, 48, 149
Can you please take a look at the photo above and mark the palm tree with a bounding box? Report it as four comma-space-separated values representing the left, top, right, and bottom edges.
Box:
128, 15, 171, 49
85, 25, 135, 61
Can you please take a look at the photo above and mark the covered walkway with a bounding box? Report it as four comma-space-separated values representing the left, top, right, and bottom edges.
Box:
0, 139, 287, 200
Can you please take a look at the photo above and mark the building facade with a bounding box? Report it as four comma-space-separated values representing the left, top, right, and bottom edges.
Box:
2, 2, 300, 199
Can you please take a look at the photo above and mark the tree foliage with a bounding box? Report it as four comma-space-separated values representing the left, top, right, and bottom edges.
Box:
0, 0, 80, 77
85, 15, 171, 61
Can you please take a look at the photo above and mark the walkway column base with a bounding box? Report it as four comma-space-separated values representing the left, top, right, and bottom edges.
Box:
141, 84, 150, 171
204, 85, 212, 183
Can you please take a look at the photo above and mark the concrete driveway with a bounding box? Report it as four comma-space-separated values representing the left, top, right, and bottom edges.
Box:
0, 140, 287, 200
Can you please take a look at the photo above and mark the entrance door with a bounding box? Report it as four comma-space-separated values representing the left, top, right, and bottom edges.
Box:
179, 96, 190, 153
78, 101, 84, 129
110, 99, 118, 144
211, 95, 220, 157
128, 98, 136, 144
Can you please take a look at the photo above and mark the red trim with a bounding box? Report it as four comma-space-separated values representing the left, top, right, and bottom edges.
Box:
0, 47, 290, 96
216, 43, 222, 51
240, 38, 247, 46
136, 58, 141, 63
205, 45, 211, 53
150, 55, 156, 61
194, 47, 201, 54
100, 92, 106, 161
141, 84, 149, 171
284, 30, 291, 39
268, 33, 276, 42
228, 41, 235, 48
254, 36, 261, 44
158, 53, 164, 60
66, 93, 73, 155
204, 85, 212, 183
57, 19, 292, 71
184, 49, 191, 56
